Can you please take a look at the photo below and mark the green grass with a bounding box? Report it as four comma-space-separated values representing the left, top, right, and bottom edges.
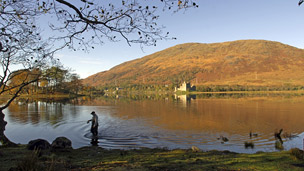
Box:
1, 145, 304, 170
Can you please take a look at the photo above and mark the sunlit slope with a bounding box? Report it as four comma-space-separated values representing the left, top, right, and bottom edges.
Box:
83, 40, 304, 87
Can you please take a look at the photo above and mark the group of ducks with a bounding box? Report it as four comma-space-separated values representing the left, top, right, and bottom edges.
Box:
217, 131, 258, 144
217, 129, 298, 149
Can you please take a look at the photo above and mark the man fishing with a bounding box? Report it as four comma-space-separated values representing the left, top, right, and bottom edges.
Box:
87, 111, 99, 136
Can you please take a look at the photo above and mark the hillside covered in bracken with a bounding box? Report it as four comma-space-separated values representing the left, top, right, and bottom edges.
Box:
83, 40, 304, 88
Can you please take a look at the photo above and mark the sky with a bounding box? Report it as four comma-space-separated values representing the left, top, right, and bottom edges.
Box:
54, 0, 304, 79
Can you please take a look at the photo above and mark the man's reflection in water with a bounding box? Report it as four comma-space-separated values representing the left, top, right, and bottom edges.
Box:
91, 137, 99, 146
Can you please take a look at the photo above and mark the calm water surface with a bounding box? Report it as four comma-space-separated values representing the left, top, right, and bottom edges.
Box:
3, 94, 304, 153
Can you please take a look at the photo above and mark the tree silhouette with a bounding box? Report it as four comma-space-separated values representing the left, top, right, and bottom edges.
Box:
0, 0, 57, 145
44, 0, 198, 50
0, 0, 198, 145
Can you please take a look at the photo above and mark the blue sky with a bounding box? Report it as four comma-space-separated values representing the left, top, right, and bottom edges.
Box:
55, 0, 304, 78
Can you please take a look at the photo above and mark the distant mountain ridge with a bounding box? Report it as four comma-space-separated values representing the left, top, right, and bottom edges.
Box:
83, 40, 304, 87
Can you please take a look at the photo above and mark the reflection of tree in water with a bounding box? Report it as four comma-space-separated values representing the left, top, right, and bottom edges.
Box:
6, 98, 76, 125
77, 94, 180, 106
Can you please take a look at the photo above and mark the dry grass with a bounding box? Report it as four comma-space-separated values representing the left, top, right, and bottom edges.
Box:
2, 145, 304, 170
83, 40, 304, 88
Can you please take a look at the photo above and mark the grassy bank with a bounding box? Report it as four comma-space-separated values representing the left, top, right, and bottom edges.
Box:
1, 145, 304, 170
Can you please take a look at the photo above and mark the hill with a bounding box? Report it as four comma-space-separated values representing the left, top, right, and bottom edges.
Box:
83, 40, 304, 88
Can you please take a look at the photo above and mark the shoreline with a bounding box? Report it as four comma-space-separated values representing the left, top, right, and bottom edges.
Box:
1, 144, 304, 170
1, 90, 304, 98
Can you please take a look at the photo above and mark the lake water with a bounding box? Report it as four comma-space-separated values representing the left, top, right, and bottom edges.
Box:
3, 93, 304, 153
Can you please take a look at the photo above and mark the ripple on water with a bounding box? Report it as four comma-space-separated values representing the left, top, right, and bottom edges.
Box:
4, 97, 304, 153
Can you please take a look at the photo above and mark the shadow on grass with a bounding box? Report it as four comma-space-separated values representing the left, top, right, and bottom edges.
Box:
1, 146, 304, 170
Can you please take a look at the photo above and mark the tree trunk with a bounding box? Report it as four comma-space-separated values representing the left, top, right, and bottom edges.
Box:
0, 110, 16, 146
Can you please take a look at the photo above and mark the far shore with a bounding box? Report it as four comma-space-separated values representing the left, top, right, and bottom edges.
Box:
188, 90, 304, 94
1, 90, 304, 99
0, 94, 84, 99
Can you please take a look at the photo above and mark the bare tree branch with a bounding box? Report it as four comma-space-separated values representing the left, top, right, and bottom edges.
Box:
46, 0, 198, 51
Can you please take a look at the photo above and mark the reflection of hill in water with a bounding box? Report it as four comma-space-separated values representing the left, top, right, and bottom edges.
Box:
78, 92, 304, 106
5, 94, 304, 136
3, 94, 304, 152
78, 94, 304, 137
